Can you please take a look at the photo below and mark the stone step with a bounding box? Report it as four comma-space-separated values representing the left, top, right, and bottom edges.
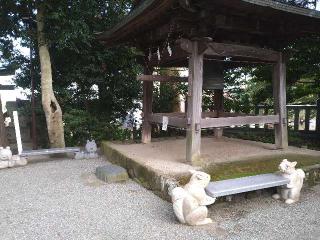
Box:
96, 165, 129, 183
21, 147, 80, 157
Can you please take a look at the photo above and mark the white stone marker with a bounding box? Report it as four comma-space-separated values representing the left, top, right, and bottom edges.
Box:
13, 111, 23, 155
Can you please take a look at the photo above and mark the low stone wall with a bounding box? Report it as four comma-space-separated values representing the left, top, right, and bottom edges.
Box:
101, 141, 320, 202
304, 164, 320, 187
101, 141, 178, 201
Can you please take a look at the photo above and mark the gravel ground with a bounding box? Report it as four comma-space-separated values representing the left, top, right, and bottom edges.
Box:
0, 158, 319, 240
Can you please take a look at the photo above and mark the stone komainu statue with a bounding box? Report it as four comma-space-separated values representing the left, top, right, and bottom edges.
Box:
170, 170, 216, 226
273, 159, 305, 204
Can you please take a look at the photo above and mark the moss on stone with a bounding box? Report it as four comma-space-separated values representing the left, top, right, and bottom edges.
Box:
101, 141, 320, 201
177, 175, 191, 186
205, 153, 320, 181
101, 141, 165, 193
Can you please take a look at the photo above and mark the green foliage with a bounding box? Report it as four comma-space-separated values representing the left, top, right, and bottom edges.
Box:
0, 0, 141, 146
275, 0, 318, 8
205, 152, 320, 181
153, 83, 179, 113
152, 68, 185, 113
224, 37, 320, 111
63, 109, 132, 146
1, 0, 320, 147
276, 0, 318, 9
225, 129, 320, 151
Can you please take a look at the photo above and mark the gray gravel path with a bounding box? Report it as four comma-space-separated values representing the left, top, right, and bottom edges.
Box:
0, 158, 319, 240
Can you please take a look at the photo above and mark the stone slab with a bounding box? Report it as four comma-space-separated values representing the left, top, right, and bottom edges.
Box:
101, 138, 320, 201
21, 147, 80, 157
205, 173, 290, 198
95, 165, 129, 183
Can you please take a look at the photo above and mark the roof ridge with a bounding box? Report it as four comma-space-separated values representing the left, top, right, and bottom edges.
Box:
242, 0, 320, 18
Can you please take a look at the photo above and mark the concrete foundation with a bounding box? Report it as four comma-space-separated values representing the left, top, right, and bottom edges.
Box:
101, 137, 320, 200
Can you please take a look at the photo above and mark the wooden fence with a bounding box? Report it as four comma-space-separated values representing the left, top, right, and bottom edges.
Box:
255, 99, 320, 132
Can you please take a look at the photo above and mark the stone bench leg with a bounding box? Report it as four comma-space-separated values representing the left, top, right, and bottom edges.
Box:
214, 128, 223, 138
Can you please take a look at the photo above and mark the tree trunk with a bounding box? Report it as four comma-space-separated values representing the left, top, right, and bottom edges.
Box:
0, 97, 8, 147
36, 4, 65, 148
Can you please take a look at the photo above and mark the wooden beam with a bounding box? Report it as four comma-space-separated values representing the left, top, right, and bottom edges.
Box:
148, 114, 186, 128
177, 38, 193, 54
213, 89, 224, 138
177, 38, 211, 55
316, 99, 320, 132
186, 41, 204, 164
141, 68, 153, 144
204, 42, 279, 62
200, 115, 280, 129
146, 112, 254, 129
149, 111, 246, 119
178, 38, 279, 62
137, 75, 188, 82
273, 53, 288, 149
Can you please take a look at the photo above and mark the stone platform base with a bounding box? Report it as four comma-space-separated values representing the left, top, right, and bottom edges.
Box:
101, 137, 320, 201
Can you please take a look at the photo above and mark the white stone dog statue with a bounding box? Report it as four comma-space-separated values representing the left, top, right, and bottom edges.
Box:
0, 146, 28, 169
0, 146, 12, 161
184, 170, 217, 206
272, 159, 305, 204
0, 146, 13, 169
85, 140, 98, 159
170, 170, 216, 226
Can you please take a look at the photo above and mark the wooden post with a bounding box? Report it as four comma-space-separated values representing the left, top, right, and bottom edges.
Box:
305, 108, 310, 132
316, 99, 320, 132
255, 106, 260, 129
213, 89, 224, 138
0, 96, 8, 147
293, 108, 299, 131
186, 41, 204, 164
273, 53, 288, 149
141, 67, 153, 144
264, 105, 269, 129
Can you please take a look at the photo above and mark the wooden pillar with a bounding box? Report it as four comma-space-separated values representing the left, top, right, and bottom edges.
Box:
316, 99, 320, 132
0, 96, 8, 147
273, 53, 288, 149
255, 106, 260, 129
293, 108, 299, 131
141, 68, 153, 144
213, 89, 224, 138
305, 108, 310, 132
186, 41, 204, 164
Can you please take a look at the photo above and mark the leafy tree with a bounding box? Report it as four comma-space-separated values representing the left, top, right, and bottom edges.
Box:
0, 0, 141, 146
276, 0, 318, 8
37, 2, 65, 147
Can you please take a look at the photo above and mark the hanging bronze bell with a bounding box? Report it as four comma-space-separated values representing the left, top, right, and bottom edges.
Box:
202, 61, 224, 90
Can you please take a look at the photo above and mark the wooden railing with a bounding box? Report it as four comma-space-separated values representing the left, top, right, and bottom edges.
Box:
255, 99, 320, 132
148, 112, 280, 129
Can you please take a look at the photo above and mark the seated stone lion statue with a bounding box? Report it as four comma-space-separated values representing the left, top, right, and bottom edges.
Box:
272, 159, 305, 204
170, 170, 216, 226
0, 146, 12, 161
0, 146, 27, 169
85, 140, 98, 158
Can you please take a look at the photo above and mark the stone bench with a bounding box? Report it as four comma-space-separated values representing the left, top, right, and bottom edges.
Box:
21, 147, 80, 157
205, 173, 290, 198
